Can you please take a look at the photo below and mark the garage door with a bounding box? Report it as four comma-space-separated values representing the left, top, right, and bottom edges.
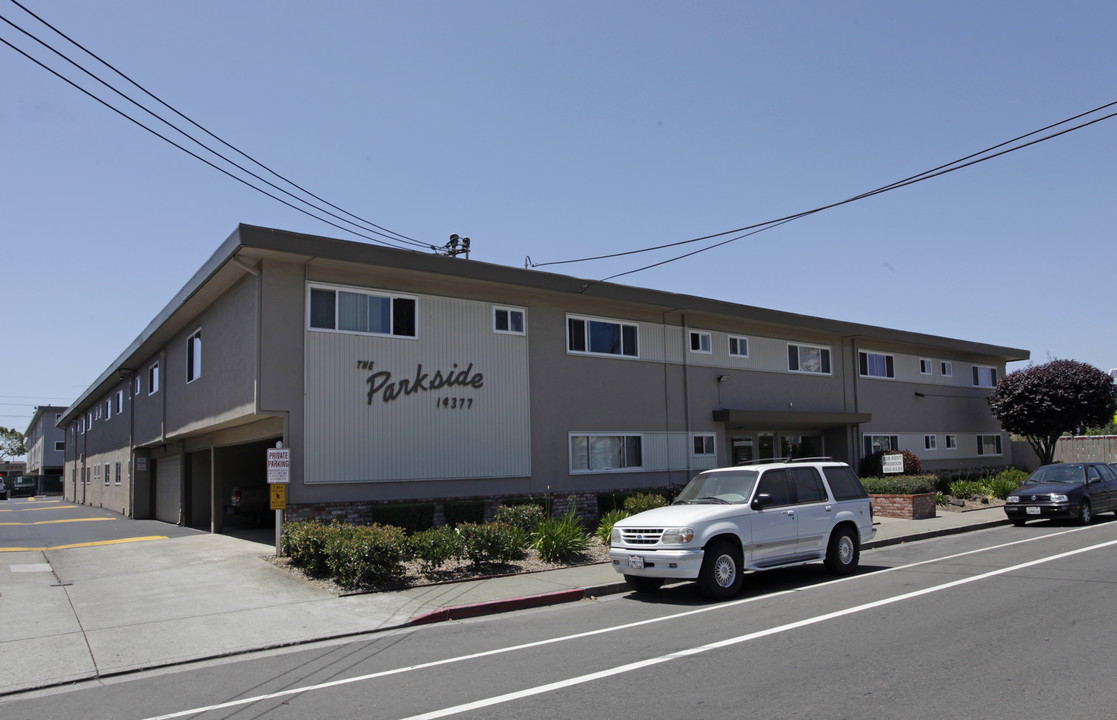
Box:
155, 456, 182, 524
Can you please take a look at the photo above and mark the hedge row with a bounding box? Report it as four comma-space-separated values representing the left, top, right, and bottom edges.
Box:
281, 506, 592, 589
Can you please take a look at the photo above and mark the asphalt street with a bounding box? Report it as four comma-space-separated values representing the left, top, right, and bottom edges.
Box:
5, 518, 1114, 720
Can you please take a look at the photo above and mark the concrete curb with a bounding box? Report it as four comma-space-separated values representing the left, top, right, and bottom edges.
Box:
409, 588, 587, 625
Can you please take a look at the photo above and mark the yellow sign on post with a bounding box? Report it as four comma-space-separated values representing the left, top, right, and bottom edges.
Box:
270, 483, 287, 510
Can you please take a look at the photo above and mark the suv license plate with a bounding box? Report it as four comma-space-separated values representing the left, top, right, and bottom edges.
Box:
628, 555, 645, 569
1026, 506, 1041, 515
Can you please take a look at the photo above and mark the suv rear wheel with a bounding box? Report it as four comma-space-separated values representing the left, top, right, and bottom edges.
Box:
824, 526, 859, 575
698, 540, 743, 599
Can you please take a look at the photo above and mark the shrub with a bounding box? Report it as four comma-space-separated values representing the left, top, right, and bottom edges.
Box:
859, 450, 923, 477
281, 520, 335, 576
367, 503, 435, 534
987, 468, 1029, 499
533, 511, 590, 563
324, 523, 408, 588
949, 479, 989, 498
493, 503, 546, 534
455, 522, 528, 566
443, 501, 487, 527
408, 525, 462, 572
861, 475, 937, 495
595, 508, 629, 544
622, 493, 668, 515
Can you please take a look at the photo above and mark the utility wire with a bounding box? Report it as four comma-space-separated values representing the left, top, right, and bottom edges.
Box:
534, 100, 1117, 288
583, 105, 1117, 290
2, 3, 432, 250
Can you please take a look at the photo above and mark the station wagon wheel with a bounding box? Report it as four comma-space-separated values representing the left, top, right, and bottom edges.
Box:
698, 540, 743, 599
1078, 500, 1092, 526
824, 527, 859, 575
624, 575, 664, 594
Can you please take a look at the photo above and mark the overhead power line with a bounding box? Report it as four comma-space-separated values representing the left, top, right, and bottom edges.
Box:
531, 100, 1117, 290
1, 1, 432, 251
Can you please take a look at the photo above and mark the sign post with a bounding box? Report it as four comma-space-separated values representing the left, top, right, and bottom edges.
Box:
267, 445, 290, 556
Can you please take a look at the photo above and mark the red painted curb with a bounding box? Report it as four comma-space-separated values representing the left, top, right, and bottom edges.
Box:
409, 588, 586, 625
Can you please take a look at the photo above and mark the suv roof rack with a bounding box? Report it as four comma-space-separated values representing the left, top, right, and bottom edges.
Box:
735, 456, 833, 467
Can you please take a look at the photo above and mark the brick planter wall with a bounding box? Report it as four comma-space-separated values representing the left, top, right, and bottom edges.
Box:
870, 492, 937, 520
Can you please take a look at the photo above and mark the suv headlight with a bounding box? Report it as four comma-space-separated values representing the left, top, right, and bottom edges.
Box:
660, 527, 695, 545
610, 527, 622, 545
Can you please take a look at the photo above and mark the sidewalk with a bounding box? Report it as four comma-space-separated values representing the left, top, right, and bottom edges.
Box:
0, 507, 1008, 696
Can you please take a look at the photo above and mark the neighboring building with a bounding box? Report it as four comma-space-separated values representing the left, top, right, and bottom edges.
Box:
58, 224, 1029, 532
0, 461, 27, 480
25, 405, 68, 477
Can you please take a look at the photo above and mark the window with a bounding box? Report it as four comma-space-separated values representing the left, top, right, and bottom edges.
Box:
692, 434, 715, 456
493, 306, 525, 334
104, 463, 110, 487
859, 351, 895, 379
96, 405, 102, 420
756, 470, 792, 506
55, 440, 65, 452
972, 365, 998, 388
689, 331, 712, 354
148, 362, 160, 395
864, 434, 900, 455
186, 330, 202, 383
945, 434, 957, 450
941, 361, 953, 377
135, 377, 141, 395
728, 336, 749, 357
116, 390, 124, 414
977, 434, 1003, 455
105, 399, 112, 420
924, 434, 937, 451
790, 467, 827, 504
823, 466, 869, 500
788, 343, 831, 374
115, 462, 121, 486
920, 358, 933, 375
570, 434, 643, 472
309, 285, 417, 337
567, 316, 638, 357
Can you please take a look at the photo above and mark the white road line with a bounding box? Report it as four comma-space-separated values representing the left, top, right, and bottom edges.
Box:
138, 524, 1108, 720
401, 535, 1117, 720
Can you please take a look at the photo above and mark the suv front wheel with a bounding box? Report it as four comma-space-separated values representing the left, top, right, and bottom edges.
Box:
824, 526, 859, 575
698, 540, 743, 599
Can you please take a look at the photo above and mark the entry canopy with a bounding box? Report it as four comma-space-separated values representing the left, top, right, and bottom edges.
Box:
712, 409, 872, 431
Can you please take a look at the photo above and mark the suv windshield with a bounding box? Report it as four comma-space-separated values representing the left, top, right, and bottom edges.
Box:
674, 470, 758, 504
1025, 465, 1085, 485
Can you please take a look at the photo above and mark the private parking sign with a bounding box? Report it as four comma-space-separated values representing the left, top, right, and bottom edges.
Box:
267, 448, 290, 484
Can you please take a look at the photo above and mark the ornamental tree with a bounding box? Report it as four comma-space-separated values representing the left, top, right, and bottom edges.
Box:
987, 360, 1117, 466
0, 427, 27, 462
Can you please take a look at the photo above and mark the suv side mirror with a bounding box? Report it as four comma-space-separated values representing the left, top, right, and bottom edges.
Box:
751, 493, 775, 510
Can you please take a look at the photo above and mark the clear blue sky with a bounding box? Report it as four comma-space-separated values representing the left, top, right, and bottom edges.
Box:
3, 1, 1115, 440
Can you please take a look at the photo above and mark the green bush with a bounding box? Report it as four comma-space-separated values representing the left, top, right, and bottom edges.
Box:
622, 493, 668, 515
367, 503, 435, 534
408, 525, 462, 572
859, 450, 924, 477
595, 508, 629, 544
443, 501, 486, 527
455, 522, 528, 566
861, 475, 937, 495
281, 520, 335, 576
949, 479, 989, 498
324, 523, 408, 588
493, 503, 546, 534
533, 511, 590, 563
986, 468, 1028, 499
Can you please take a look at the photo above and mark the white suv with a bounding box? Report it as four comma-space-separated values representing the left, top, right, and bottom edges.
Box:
609, 458, 876, 599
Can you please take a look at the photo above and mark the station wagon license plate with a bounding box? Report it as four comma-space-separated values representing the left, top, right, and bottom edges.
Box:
628, 555, 645, 569
1026, 506, 1041, 515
